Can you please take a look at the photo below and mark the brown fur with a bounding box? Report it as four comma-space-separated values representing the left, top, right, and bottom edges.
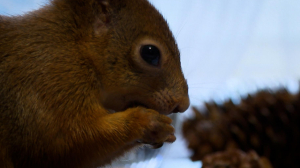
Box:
0, 0, 189, 167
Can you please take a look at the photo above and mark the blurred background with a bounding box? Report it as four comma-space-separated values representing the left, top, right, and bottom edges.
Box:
1, 0, 300, 167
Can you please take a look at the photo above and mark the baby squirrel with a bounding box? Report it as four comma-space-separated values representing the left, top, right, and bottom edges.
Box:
0, 0, 189, 167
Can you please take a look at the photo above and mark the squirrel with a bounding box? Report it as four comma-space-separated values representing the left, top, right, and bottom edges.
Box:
0, 0, 190, 167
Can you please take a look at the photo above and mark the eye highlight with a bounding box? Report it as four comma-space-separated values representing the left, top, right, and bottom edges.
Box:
140, 45, 161, 66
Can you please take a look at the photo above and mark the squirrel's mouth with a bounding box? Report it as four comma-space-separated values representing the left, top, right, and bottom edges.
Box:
125, 101, 149, 109
124, 100, 172, 115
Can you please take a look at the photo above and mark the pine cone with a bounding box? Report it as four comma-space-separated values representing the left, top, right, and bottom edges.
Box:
182, 88, 300, 168
202, 149, 273, 168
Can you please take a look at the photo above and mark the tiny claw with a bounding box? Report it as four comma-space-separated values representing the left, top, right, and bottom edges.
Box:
165, 134, 176, 143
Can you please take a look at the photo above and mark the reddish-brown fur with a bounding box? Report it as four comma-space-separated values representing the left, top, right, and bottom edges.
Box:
0, 0, 189, 167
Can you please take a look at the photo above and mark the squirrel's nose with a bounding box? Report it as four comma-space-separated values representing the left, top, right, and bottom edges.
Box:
171, 95, 190, 113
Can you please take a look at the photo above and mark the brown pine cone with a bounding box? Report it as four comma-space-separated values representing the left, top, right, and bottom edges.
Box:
202, 149, 273, 168
182, 87, 300, 168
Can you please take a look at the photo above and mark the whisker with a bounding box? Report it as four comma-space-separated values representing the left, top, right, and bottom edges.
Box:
189, 95, 205, 102
189, 88, 223, 92
174, 7, 194, 41
187, 81, 224, 86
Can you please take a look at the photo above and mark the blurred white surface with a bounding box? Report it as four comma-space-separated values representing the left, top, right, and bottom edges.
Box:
148, 0, 300, 107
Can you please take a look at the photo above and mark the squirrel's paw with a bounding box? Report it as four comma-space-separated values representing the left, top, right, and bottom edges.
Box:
132, 107, 176, 148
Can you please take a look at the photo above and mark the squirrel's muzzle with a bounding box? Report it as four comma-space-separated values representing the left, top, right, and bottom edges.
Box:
171, 94, 190, 113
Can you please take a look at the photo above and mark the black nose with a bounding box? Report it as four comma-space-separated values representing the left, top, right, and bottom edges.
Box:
171, 95, 190, 113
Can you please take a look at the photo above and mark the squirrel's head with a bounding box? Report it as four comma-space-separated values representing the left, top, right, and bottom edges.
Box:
55, 0, 190, 115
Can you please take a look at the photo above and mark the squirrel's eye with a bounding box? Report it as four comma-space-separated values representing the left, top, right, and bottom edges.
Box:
140, 45, 160, 66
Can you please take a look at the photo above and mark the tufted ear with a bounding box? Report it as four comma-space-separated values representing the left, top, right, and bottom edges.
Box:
92, 0, 112, 34
52, 0, 123, 34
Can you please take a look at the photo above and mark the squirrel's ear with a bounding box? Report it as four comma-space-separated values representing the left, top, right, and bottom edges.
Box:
93, 0, 111, 34
91, 0, 125, 34
53, 0, 117, 34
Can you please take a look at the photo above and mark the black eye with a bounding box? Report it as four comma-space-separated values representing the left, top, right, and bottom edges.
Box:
140, 45, 161, 66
